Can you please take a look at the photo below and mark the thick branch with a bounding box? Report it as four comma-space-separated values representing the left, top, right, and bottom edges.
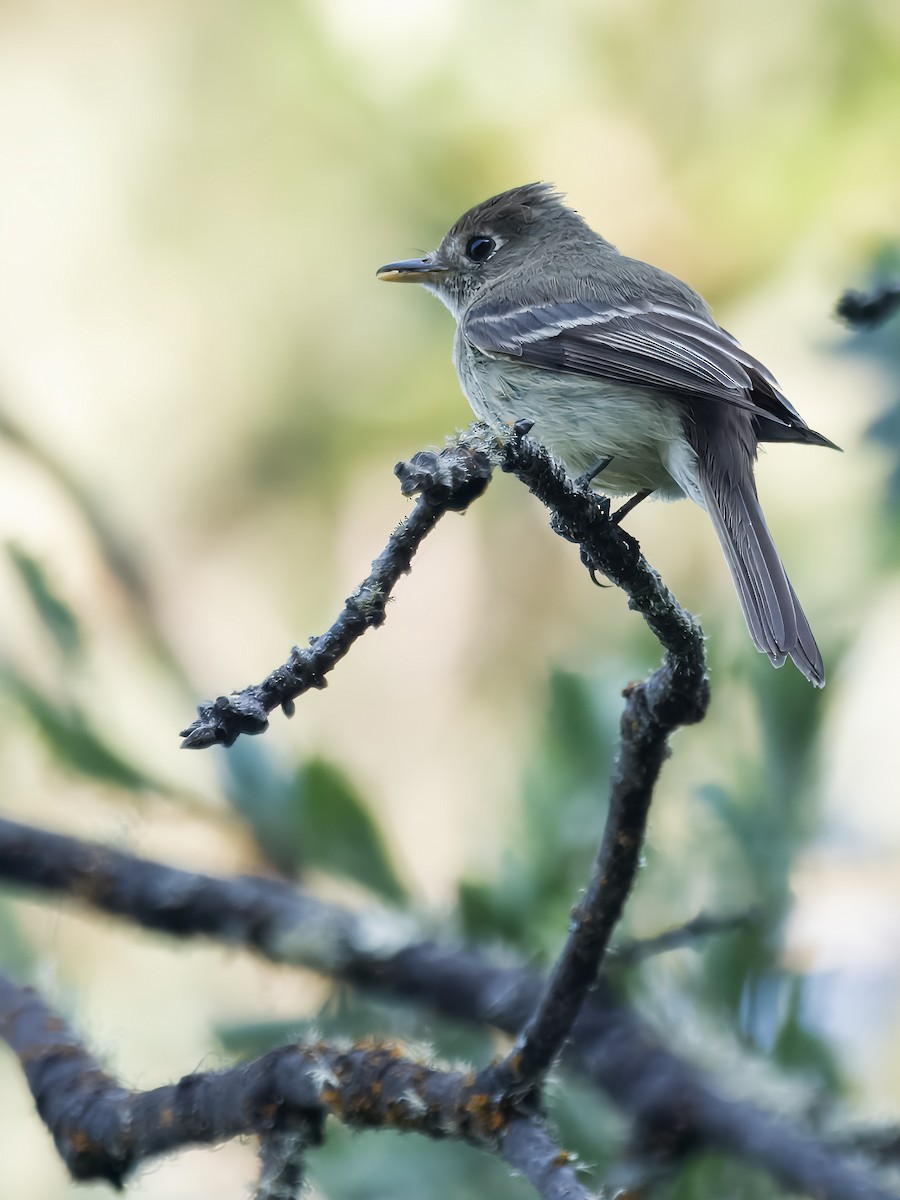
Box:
0, 972, 589, 1200
827, 1126, 900, 1166
501, 1116, 591, 1200
0, 818, 892, 1200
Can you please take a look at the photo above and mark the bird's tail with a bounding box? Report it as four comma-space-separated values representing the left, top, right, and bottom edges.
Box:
699, 468, 825, 687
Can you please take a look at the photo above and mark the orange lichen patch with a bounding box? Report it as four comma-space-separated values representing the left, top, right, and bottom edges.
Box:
462, 1091, 508, 1137
319, 1084, 342, 1116
68, 1130, 100, 1155
19, 1041, 89, 1066
617, 831, 634, 848
384, 1101, 425, 1130
352, 1037, 407, 1059
504, 1051, 523, 1075
158, 1106, 175, 1128
553, 1149, 572, 1166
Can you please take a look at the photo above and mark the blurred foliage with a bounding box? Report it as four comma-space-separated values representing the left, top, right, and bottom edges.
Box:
223, 743, 407, 899
0, 543, 172, 798
6, 546, 83, 663
0, 671, 163, 796
0, 901, 35, 979
695, 664, 844, 1094
0, 1, 899, 1197
298, 1124, 533, 1200
458, 669, 618, 956
839, 243, 900, 557
217, 986, 494, 1066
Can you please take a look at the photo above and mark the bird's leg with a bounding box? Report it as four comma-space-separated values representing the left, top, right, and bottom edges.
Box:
611, 489, 652, 525
575, 455, 614, 489
580, 491, 649, 586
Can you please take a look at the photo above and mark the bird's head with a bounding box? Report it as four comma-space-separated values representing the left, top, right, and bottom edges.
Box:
377, 183, 599, 315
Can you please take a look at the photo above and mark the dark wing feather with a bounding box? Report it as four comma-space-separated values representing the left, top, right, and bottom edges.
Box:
464, 297, 836, 444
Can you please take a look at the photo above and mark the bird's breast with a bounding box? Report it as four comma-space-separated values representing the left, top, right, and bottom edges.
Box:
454, 337, 696, 500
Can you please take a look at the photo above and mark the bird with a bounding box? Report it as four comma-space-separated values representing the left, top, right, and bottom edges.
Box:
377, 183, 837, 686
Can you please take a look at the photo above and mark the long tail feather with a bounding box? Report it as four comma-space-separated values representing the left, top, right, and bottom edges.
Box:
699, 470, 825, 687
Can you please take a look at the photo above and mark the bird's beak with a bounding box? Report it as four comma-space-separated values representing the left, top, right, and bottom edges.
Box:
376, 254, 448, 284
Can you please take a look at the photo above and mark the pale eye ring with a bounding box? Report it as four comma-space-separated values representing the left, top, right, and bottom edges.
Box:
465, 235, 496, 263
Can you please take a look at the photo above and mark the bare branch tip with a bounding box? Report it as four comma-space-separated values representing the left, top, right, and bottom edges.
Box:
835, 282, 900, 330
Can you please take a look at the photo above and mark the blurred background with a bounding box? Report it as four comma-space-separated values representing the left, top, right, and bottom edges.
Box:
1, 0, 900, 1195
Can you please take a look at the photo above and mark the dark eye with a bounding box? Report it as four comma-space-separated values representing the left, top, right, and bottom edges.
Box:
465, 235, 496, 263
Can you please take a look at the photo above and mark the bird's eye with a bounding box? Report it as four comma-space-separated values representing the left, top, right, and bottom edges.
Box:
465, 236, 496, 263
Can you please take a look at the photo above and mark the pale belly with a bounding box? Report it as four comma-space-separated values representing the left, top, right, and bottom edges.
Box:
455, 342, 702, 502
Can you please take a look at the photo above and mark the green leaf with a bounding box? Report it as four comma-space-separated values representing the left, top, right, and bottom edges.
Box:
671, 1152, 781, 1199
457, 875, 533, 945
772, 973, 843, 1092
541, 669, 612, 789
7, 545, 82, 660
221, 739, 298, 873
1, 670, 160, 794
0, 900, 36, 976
293, 758, 407, 902
216, 1017, 308, 1057
457, 669, 618, 952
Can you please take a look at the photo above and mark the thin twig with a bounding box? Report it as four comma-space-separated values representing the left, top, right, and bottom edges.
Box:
179, 437, 493, 748
255, 1128, 317, 1200
0, 818, 893, 1200
612, 909, 762, 966
826, 1125, 900, 1166
0, 972, 590, 1200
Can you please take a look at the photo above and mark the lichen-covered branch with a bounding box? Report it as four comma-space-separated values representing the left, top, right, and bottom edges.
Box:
181, 421, 706, 749
0, 972, 590, 1200
179, 437, 494, 748
0, 818, 893, 1200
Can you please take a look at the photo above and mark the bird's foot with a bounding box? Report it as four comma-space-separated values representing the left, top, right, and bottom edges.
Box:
580, 545, 611, 588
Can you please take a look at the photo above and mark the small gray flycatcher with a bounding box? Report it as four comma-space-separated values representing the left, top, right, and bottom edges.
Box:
377, 183, 837, 685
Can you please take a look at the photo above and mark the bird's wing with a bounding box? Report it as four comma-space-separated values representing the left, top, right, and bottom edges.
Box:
463, 296, 817, 435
